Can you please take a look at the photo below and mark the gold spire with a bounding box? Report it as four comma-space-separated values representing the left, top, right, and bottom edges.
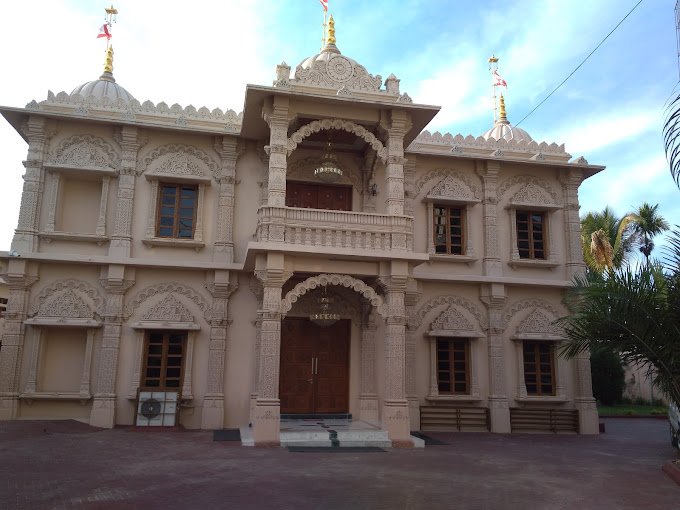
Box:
499, 94, 507, 122
327, 15, 336, 45
103, 46, 114, 74
488, 54, 499, 64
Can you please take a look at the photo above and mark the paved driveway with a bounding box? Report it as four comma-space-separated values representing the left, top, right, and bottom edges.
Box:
1, 418, 678, 509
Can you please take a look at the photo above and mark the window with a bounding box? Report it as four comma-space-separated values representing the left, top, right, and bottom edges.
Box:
0, 297, 7, 318
156, 183, 198, 238
436, 338, 469, 394
523, 341, 555, 396
516, 210, 546, 259
142, 332, 186, 390
433, 205, 465, 255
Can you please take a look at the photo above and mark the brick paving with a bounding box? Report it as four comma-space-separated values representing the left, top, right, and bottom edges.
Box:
1, 418, 679, 509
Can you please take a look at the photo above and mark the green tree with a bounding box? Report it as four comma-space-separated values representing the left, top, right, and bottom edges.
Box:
590, 348, 626, 406
558, 228, 680, 407
580, 207, 637, 272
630, 202, 669, 263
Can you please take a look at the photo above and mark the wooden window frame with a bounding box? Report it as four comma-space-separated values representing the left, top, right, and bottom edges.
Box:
141, 331, 187, 392
433, 204, 465, 255
156, 183, 199, 239
515, 209, 547, 259
522, 341, 556, 396
436, 338, 470, 395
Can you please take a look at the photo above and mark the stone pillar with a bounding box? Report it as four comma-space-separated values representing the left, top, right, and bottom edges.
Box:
12, 116, 51, 254
251, 253, 291, 445
380, 262, 412, 446
263, 97, 289, 210
477, 161, 502, 277
248, 275, 264, 416
358, 305, 379, 424
404, 280, 421, 430
202, 271, 237, 429
90, 267, 134, 428
213, 136, 242, 263
0, 260, 38, 420
560, 168, 586, 279
481, 284, 511, 433
381, 110, 411, 216
109, 126, 139, 259
574, 352, 599, 434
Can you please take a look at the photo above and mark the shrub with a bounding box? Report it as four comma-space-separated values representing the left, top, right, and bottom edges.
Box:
590, 348, 625, 406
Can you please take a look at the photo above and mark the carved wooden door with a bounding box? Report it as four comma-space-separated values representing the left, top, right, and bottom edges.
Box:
279, 318, 350, 414
285, 181, 352, 211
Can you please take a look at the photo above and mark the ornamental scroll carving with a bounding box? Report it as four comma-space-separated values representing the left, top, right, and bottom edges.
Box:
501, 298, 564, 332
414, 169, 480, 199
49, 134, 120, 170
430, 305, 474, 331
141, 294, 194, 323
137, 143, 219, 179
280, 274, 387, 318
496, 175, 560, 204
294, 56, 382, 93
287, 119, 388, 163
124, 282, 211, 320
516, 308, 564, 337
29, 279, 104, 318
410, 295, 487, 331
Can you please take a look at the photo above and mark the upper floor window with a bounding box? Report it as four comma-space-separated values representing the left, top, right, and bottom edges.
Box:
436, 338, 470, 395
523, 341, 555, 396
0, 297, 7, 318
157, 183, 198, 239
516, 210, 546, 259
433, 205, 465, 255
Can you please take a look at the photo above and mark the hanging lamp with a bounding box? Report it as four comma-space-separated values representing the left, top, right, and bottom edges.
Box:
309, 286, 341, 327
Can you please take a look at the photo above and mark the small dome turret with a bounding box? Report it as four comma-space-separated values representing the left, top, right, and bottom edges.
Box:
482, 94, 533, 142
70, 46, 135, 104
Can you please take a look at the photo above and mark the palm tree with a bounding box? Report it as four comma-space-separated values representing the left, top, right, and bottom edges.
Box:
580, 207, 638, 273
559, 228, 680, 408
630, 202, 669, 263
663, 94, 680, 188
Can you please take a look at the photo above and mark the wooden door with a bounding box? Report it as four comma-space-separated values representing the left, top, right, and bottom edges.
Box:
279, 318, 350, 414
286, 181, 352, 211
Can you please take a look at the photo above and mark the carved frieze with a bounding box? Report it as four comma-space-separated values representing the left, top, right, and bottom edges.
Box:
294, 56, 382, 93
137, 143, 219, 179
49, 134, 120, 170
141, 294, 194, 322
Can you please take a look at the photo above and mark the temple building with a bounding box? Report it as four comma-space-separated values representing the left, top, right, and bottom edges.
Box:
0, 14, 602, 446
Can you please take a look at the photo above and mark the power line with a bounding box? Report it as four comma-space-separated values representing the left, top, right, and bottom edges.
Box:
515, 0, 644, 127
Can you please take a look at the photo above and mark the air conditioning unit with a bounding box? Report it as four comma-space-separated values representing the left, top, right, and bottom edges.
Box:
136, 391, 179, 427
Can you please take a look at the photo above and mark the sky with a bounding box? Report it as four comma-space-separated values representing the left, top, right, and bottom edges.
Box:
0, 0, 677, 257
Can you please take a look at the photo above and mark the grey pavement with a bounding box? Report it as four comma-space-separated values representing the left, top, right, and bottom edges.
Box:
1, 418, 679, 509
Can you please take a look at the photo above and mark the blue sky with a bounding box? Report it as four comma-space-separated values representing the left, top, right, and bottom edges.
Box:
0, 0, 677, 256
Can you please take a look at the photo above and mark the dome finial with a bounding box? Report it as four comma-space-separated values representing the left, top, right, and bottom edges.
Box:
327, 15, 336, 45
499, 93, 507, 122
104, 46, 114, 74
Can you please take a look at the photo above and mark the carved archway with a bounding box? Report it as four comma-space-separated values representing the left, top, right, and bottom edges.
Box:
410, 295, 487, 331
137, 143, 219, 179
286, 119, 388, 162
124, 282, 212, 320
280, 274, 387, 318
30, 279, 104, 318
49, 134, 120, 170
501, 298, 564, 334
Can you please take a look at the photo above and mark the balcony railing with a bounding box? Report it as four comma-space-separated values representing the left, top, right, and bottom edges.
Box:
256, 206, 413, 252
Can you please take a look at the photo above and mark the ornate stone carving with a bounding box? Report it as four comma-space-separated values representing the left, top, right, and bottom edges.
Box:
430, 305, 474, 331
410, 295, 487, 331
516, 307, 564, 337
501, 298, 564, 332
410, 130, 570, 155
287, 119, 387, 162
414, 168, 480, 199
36, 289, 94, 319
141, 294, 194, 322
49, 134, 120, 170
280, 274, 387, 318
124, 282, 210, 320
511, 182, 558, 207
29, 279, 104, 318
137, 143, 219, 179
294, 56, 382, 93
496, 175, 560, 203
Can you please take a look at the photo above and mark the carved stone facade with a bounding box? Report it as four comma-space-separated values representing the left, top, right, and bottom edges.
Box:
0, 22, 602, 444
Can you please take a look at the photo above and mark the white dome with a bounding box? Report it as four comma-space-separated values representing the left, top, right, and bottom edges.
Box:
482, 121, 533, 142
70, 71, 135, 104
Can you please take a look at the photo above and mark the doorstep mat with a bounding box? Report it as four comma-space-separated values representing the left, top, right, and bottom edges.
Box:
213, 428, 241, 441
410, 431, 448, 445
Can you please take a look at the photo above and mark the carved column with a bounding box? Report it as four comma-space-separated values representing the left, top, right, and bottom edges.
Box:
380, 262, 412, 446
263, 97, 289, 210
358, 304, 379, 424
0, 260, 38, 420
90, 270, 134, 428
251, 253, 291, 445
12, 116, 51, 253
560, 169, 586, 279
109, 126, 139, 259
574, 352, 599, 434
201, 271, 237, 429
403, 156, 417, 217
381, 110, 411, 217
404, 280, 421, 429
248, 275, 264, 415
481, 285, 510, 433
477, 161, 502, 277
213, 136, 242, 262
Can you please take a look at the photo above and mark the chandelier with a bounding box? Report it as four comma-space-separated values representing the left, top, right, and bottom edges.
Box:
309, 286, 341, 327
314, 140, 343, 183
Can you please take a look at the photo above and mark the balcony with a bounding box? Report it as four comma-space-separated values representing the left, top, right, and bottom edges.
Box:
254, 206, 416, 257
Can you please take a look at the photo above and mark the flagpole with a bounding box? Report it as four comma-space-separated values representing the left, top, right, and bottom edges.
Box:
488, 54, 499, 123
322, 10, 327, 50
